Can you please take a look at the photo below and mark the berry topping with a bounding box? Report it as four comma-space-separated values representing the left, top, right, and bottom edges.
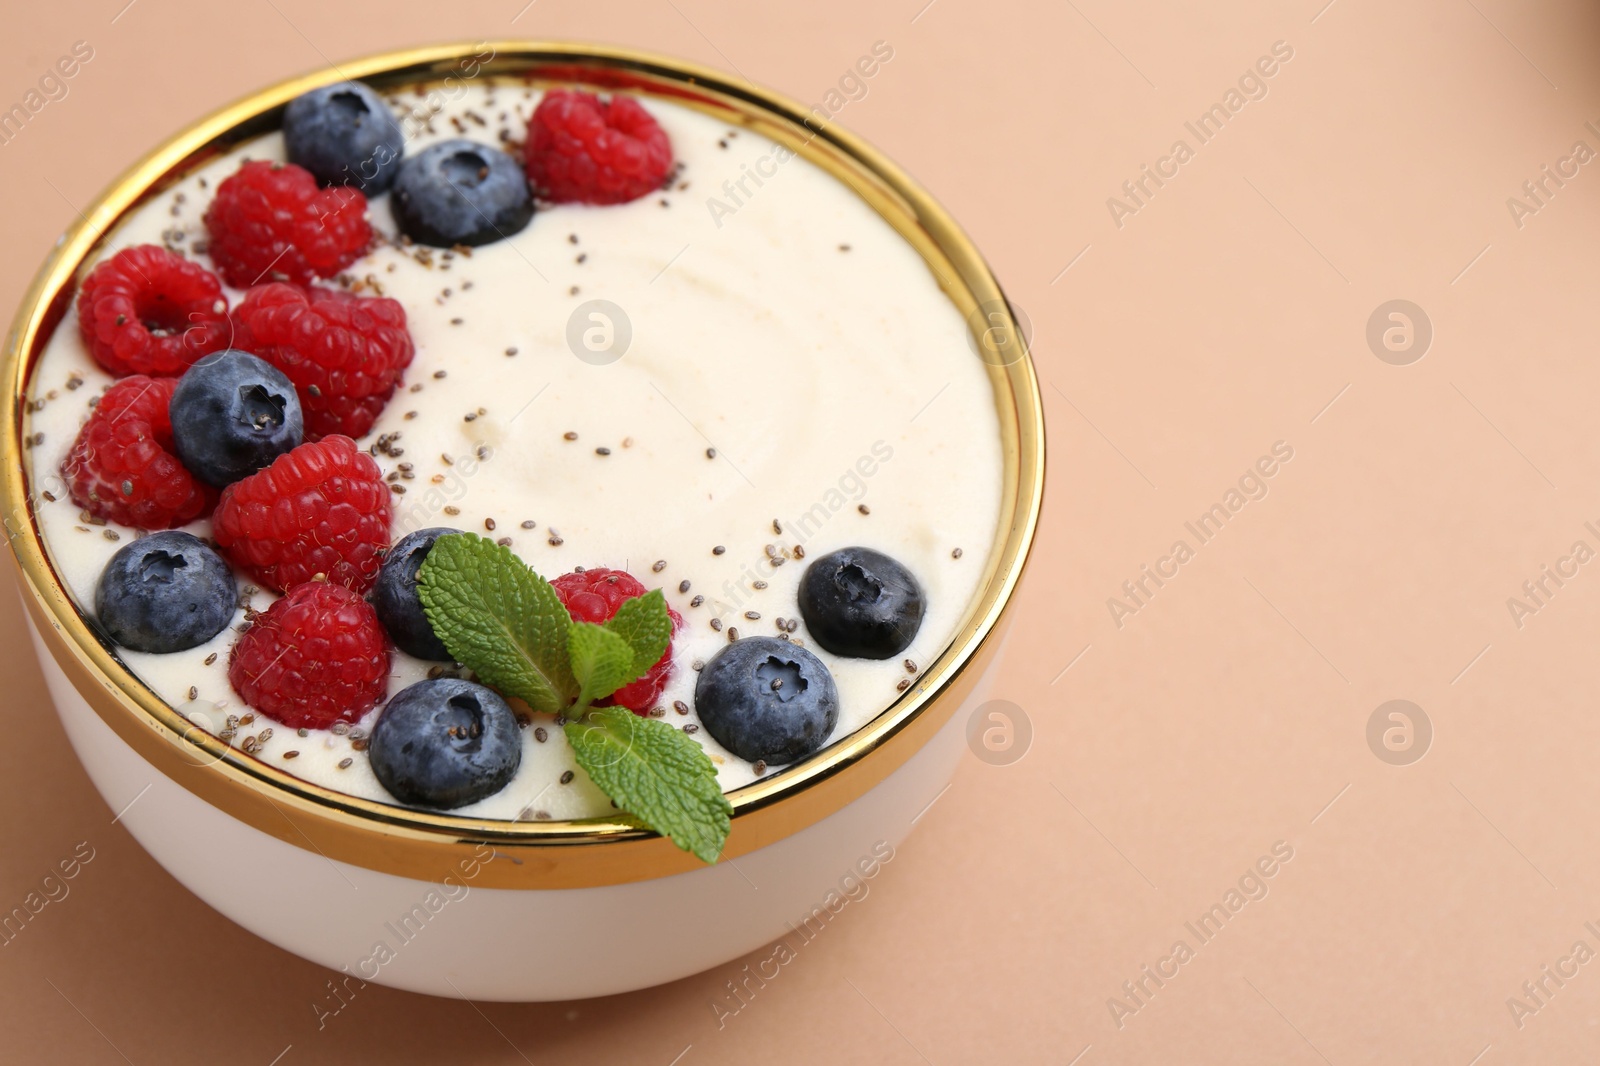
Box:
228, 580, 390, 729
76, 244, 232, 377
550, 567, 683, 714
368, 678, 521, 809
390, 139, 534, 248
283, 81, 405, 194
169, 349, 304, 488
61, 375, 214, 529
212, 435, 392, 594
694, 637, 839, 765
202, 160, 371, 289
95, 531, 237, 654
230, 282, 414, 439
797, 547, 925, 659
371, 527, 461, 660
525, 89, 673, 205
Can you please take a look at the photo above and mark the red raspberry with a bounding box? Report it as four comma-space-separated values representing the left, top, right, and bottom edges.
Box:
76, 245, 232, 377
231, 283, 414, 439
61, 375, 214, 529
203, 160, 371, 289
551, 567, 683, 714
229, 580, 390, 729
525, 90, 673, 205
213, 435, 391, 594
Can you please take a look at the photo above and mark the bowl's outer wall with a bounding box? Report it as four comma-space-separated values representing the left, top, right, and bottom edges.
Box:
31, 610, 1006, 1000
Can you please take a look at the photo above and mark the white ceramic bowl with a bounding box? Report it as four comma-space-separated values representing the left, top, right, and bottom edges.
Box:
3, 42, 1043, 1001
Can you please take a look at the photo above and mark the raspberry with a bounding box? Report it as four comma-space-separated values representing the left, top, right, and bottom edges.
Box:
203, 160, 371, 289
61, 375, 214, 529
525, 90, 673, 205
231, 283, 414, 439
551, 567, 683, 714
76, 244, 232, 377
228, 580, 390, 729
213, 435, 391, 594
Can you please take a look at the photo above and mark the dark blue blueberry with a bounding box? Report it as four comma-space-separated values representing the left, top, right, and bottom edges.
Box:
797, 547, 925, 659
369, 679, 522, 809
169, 349, 303, 488
283, 81, 405, 193
391, 139, 533, 248
695, 637, 839, 765
370, 528, 460, 660
94, 531, 237, 654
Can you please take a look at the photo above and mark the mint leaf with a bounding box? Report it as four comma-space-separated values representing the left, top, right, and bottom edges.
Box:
568, 622, 636, 709
565, 708, 732, 863
604, 588, 672, 678
416, 533, 576, 713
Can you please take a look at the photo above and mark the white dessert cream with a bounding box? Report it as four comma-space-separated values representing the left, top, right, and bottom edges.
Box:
22, 78, 1003, 821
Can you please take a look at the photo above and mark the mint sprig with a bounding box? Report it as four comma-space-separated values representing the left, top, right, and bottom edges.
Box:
415, 533, 574, 713
568, 623, 636, 710
416, 533, 731, 862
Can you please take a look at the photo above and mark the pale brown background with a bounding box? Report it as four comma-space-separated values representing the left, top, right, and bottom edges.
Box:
3, 0, 1599, 1062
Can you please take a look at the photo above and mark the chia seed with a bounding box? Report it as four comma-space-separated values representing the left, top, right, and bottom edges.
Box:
535, 727, 548, 743
652, 559, 667, 572
560, 770, 574, 784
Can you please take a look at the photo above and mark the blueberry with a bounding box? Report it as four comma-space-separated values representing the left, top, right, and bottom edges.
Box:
170, 349, 303, 488
283, 81, 405, 193
369, 679, 522, 809
797, 547, 925, 659
695, 637, 840, 765
94, 531, 237, 654
370, 528, 460, 660
391, 139, 533, 248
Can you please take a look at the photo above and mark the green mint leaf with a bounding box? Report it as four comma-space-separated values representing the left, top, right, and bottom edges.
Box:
564, 708, 732, 864
603, 588, 672, 678
568, 622, 637, 709
416, 533, 576, 714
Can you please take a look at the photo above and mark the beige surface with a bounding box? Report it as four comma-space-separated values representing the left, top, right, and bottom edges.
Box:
3, 0, 1599, 1062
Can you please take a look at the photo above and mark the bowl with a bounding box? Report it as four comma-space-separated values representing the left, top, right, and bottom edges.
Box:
1, 41, 1043, 1001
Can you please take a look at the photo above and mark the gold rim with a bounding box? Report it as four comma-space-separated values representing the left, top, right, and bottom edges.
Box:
1, 41, 1045, 889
